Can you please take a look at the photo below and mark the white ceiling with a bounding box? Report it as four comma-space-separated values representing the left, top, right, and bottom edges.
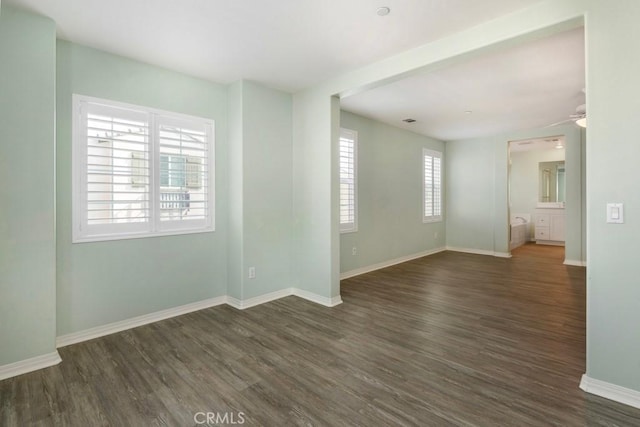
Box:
6, 0, 583, 141
341, 27, 585, 141
6, 0, 545, 92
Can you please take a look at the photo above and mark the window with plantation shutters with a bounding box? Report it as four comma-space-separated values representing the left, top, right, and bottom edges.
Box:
339, 128, 357, 232
81, 103, 151, 237
73, 95, 214, 242
157, 116, 210, 228
423, 148, 443, 223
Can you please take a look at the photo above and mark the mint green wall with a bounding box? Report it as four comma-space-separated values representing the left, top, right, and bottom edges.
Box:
243, 82, 293, 298
227, 82, 244, 300
564, 127, 585, 264
292, 92, 341, 299
584, 0, 640, 391
510, 148, 565, 239
580, 129, 586, 261
339, 111, 445, 274
445, 138, 497, 253
56, 41, 229, 335
0, 7, 57, 365
227, 81, 293, 300
446, 124, 582, 260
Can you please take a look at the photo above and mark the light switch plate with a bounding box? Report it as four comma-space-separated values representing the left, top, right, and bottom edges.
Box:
607, 203, 624, 224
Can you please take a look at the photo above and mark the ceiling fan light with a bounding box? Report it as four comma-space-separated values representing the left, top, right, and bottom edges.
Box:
575, 117, 587, 128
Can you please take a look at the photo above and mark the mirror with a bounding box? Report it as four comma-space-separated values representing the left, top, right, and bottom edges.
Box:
539, 161, 565, 203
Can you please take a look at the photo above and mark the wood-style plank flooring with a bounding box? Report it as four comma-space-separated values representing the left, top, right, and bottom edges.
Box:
3, 244, 640, 426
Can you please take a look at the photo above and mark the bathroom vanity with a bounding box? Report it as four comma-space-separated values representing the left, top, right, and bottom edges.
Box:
534, 207, 565, 245
535, 160, 566, 245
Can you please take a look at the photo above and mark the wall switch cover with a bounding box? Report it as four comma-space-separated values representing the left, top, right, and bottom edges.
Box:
607, 203, 624, 224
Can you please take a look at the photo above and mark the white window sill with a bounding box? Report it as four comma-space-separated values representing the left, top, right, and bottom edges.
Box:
72, 226, 214, 244
423, 217, 443, 224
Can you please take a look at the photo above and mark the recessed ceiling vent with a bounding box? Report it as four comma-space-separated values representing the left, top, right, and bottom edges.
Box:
403, 118, 416, 123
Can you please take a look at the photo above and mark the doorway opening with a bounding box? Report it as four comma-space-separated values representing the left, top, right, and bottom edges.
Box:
508, 136, 567, 260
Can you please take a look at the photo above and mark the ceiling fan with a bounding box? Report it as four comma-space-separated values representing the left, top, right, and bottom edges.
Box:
549, 103, 587, 128
549, 88, 587, 128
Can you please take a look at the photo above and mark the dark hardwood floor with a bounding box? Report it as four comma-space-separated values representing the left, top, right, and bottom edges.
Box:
3, 244, 640, 426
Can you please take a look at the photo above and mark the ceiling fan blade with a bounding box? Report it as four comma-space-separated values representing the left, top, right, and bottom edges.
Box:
547, 118, 575, 127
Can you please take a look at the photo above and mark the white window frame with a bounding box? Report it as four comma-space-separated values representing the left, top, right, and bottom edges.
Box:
339, 128, 358, 233
423, 148, 443, 223
72, 94, 215, 243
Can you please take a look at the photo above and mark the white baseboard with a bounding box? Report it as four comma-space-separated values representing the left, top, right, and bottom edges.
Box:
56, 296, 227, 348
535, 240, 564, 246
446, 246, 512, 258
226, 288, 294, 310
225, 296, 243, 310
229, 288, 342, 309
494, 252, 512, 258
293, 288, 343, 307
564, 259, 587, 267
0, 351, 62, 381
57, 288, 343, 348
580, 374, 640, 410
340, 247, 446, 280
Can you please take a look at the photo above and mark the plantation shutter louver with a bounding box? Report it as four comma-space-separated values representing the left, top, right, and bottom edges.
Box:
82, 102, 151, 237
423, 148, 443, 222
339, 128, 357, 232
157, 116, 210, 229
73, 95, 214, 242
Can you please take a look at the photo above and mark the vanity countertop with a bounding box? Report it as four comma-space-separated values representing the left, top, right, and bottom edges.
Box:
537, 202, 565, 209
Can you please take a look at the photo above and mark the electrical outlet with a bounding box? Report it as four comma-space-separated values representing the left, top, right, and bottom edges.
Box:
248, 267, 256, 279
352, 247, 357, 256
434, 231, 439, 240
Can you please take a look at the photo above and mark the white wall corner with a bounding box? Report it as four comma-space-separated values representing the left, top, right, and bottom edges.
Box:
56, 296, 227, 348
0, 351, 62, 381
225, 295, 243, 310
494, 252, 512, 258
229, 288, 342, 309
446, 246, 494, 256
292, 288, 343, 307
580, 374, 640, 410
340, 247, 446, 280
226, 288, 294, 310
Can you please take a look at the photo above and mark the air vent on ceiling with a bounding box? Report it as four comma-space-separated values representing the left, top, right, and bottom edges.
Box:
403, 118, 416, 123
